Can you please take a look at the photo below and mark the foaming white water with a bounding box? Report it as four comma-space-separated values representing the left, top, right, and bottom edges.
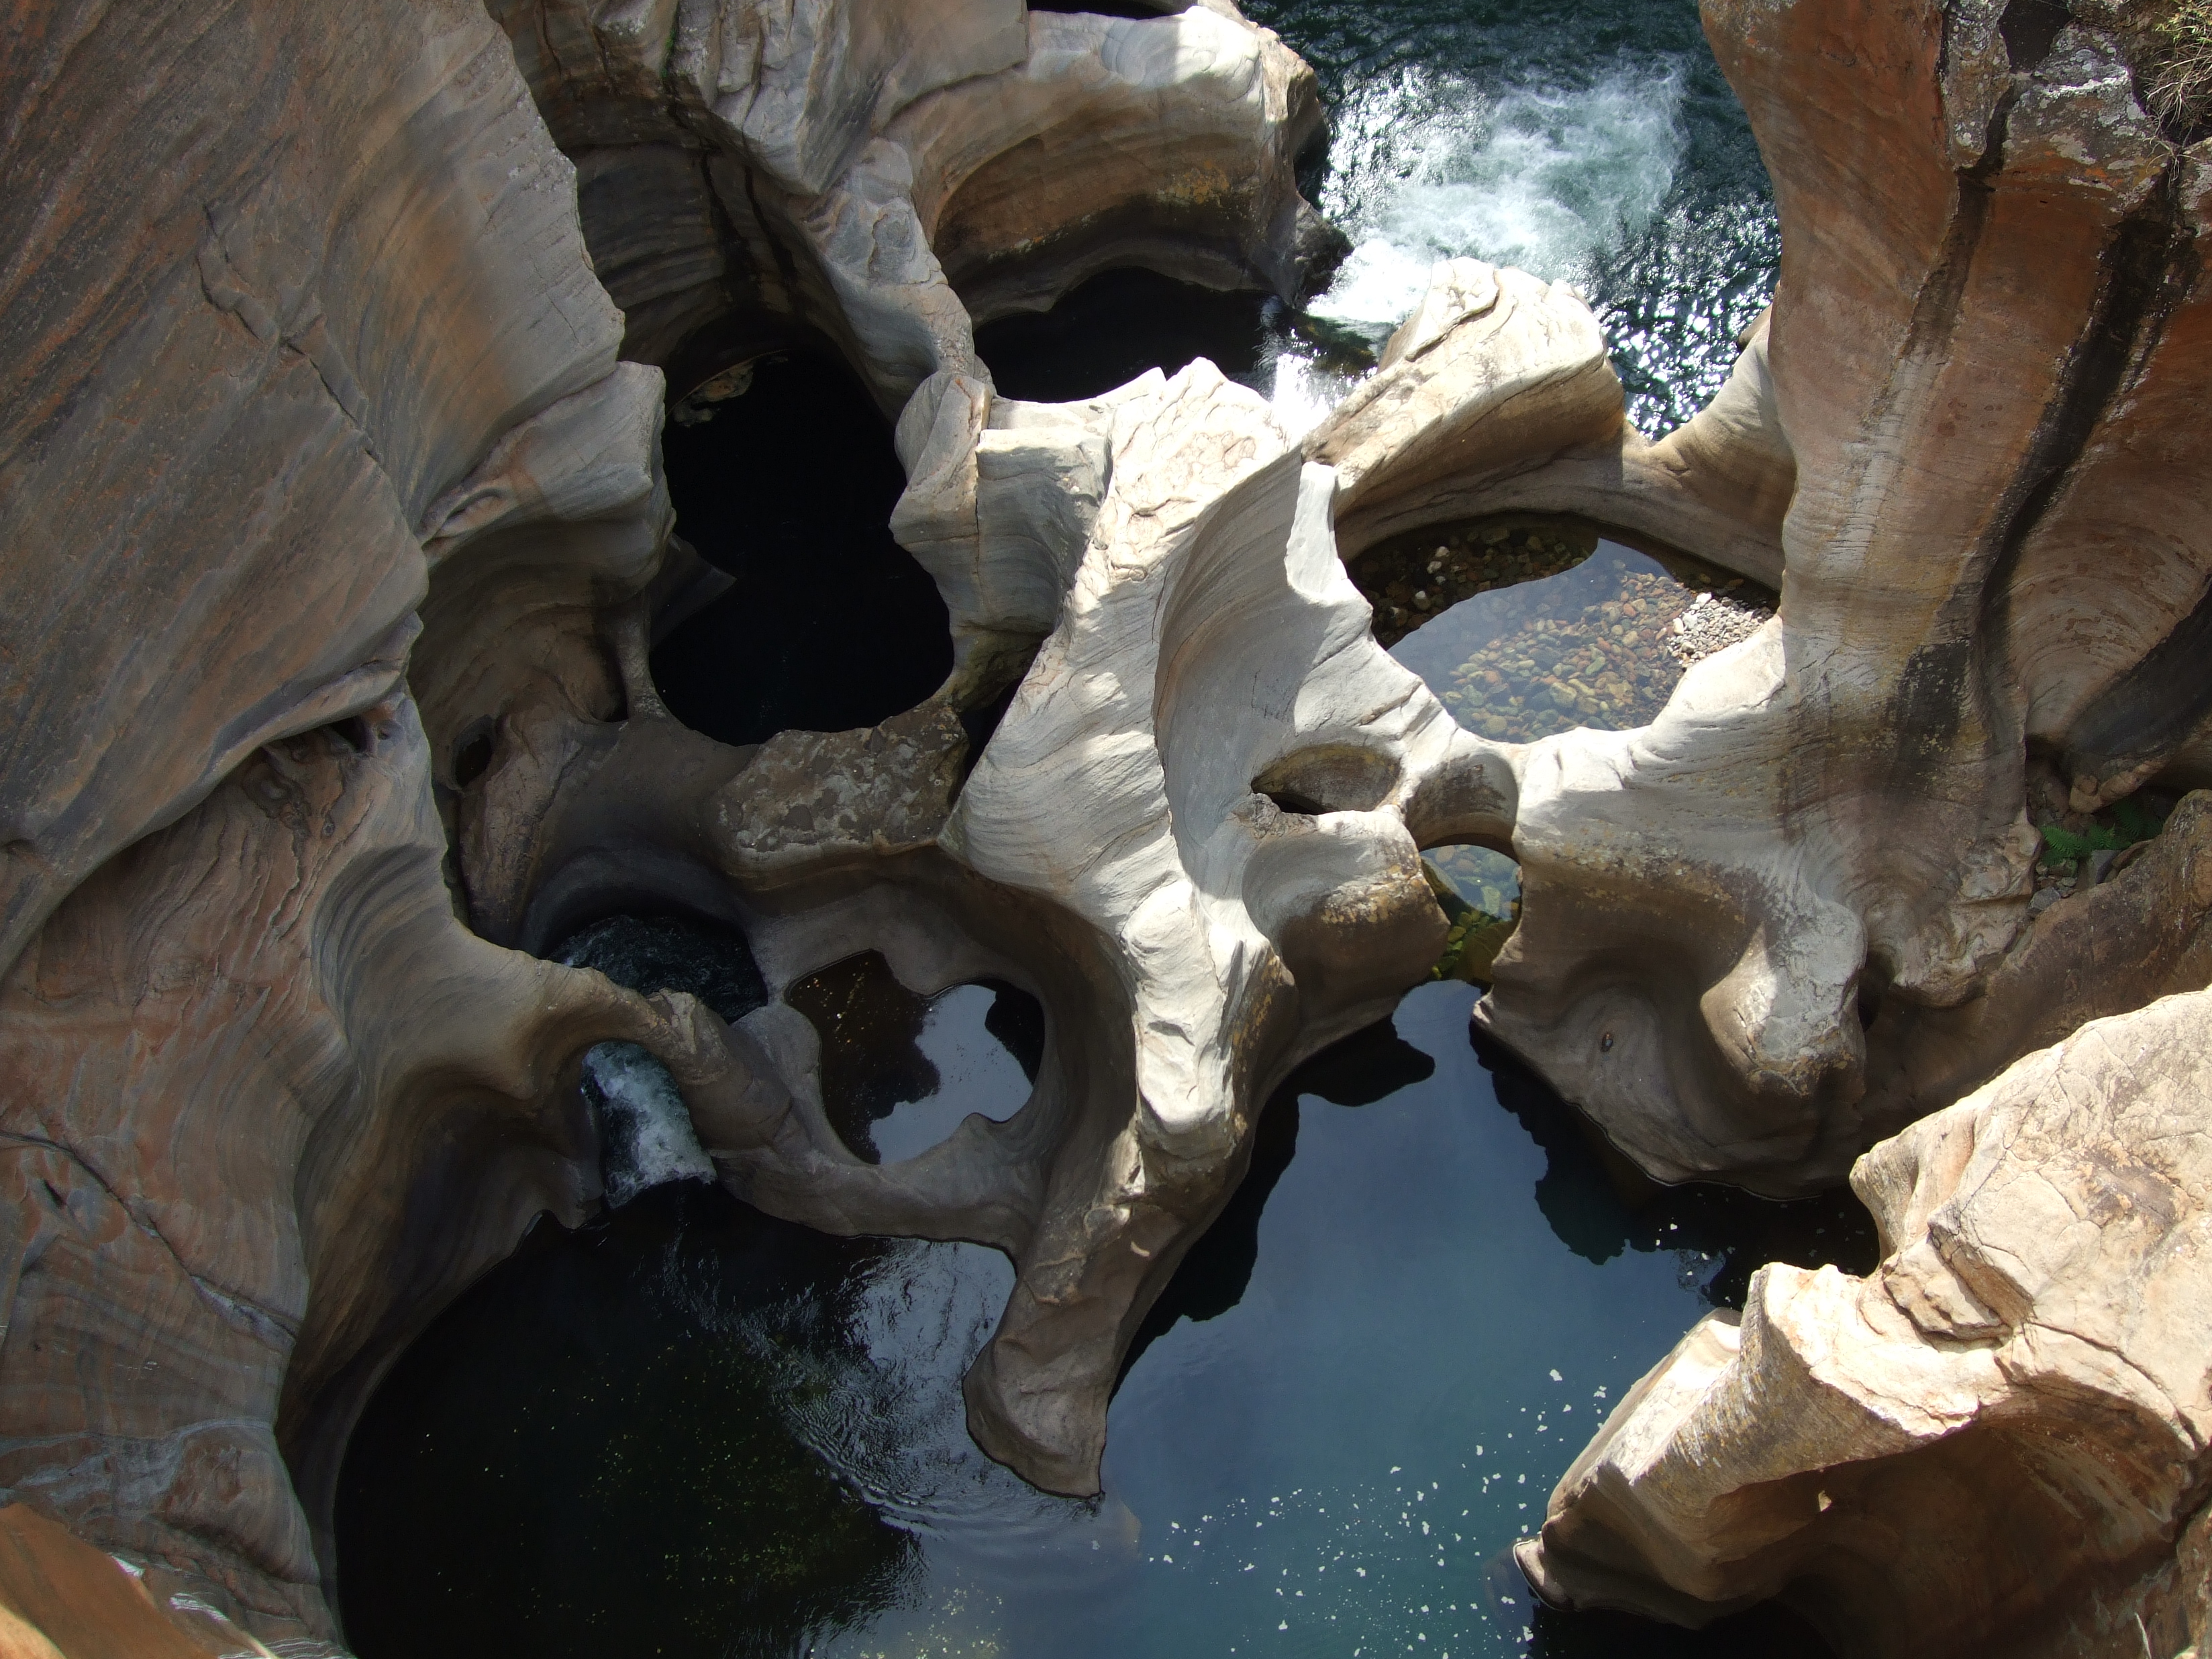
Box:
1307, 62, 1689, 332
583, 1040, 715, 1207
1267, 352, 1355, 442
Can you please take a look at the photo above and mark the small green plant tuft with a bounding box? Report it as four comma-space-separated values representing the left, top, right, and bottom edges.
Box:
2079, 0, 2212, 128
2035, 790, 2170, 871
2146, 1, 2212, 123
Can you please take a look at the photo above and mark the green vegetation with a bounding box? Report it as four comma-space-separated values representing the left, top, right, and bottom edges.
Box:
1421, 859, 1519, 985
2037, 792, 2168, 872
2080, 0, 2212, 125
2144, 0, 2212, 123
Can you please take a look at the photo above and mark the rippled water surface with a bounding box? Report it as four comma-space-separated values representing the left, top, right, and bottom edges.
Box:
341, 972, 1868, 1658
1250, 0, 1778, 436
338, 7, 1810, 1652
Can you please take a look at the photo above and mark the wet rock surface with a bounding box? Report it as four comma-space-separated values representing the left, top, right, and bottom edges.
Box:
12, 0, 2212, 1652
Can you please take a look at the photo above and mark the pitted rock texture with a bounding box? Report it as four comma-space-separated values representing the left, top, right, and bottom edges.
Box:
713, 704, 969, 880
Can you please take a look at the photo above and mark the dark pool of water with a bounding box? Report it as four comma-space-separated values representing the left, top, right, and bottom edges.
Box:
337, 968, 1870, 1658
785, 951, 1042, 1165
972, 266, 1274, 405
650, 350, 952, 746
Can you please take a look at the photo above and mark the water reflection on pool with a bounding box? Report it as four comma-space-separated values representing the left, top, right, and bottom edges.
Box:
340, 976, 1865, 1658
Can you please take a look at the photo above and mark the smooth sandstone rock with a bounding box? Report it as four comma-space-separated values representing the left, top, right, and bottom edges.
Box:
1521, 985, 2212, 1658
1308, 261, 1793, 589
0, 0, 623, 981
1509, 2, 2212, 1647
894, 6, 1340, 319
13, 0, 2212, 1648
1292, 4, 2212, 1199
0, 700, 727, 1646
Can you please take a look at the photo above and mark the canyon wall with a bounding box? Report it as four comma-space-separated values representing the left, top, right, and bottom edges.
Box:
1497, 2, 2212, 1654
4, 0, 2211, 1652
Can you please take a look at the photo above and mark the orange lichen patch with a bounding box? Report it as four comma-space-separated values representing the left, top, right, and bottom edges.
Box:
0, 1507, 220, 1659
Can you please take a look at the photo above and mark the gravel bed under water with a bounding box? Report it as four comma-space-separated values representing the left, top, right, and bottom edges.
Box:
1356, 519, 1775, 746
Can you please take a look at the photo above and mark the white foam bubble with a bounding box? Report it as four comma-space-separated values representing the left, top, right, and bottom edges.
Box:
1307, 61, 1690, 332
1267, 352, 1356, 442
583, 1040, 715, 1207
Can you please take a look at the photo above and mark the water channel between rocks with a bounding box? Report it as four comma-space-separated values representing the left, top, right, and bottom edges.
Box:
344, 396, 1801, 1659
340, 949, 1866, 1659
332, 3, 1823, 1649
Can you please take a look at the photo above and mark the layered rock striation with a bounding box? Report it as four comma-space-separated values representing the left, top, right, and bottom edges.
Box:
7, 0, 2212, 1651
0, 0, 1362, 1644
1492, 1, 2212, 1652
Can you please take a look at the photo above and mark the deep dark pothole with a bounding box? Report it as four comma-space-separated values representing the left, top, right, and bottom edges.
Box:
972, 266, 1274, 403
785, 950, 1041, 1166
649, 350, 952, 747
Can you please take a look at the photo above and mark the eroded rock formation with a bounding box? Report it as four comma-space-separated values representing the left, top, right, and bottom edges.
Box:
8, 0, 2212, 1650
1489, 1, 2212, 1652
0, 0, 1362, 1643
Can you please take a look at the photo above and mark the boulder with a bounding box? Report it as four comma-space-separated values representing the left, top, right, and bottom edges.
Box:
1520, 984, 2212, 1659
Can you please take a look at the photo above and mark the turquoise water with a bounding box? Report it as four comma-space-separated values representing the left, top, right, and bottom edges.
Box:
1250, 0, 1778, 436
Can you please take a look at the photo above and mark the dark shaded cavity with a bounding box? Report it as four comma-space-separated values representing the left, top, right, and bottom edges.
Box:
1999, 0, 2072, 71
555, 911, 768, 1023
786, 951, 1041, 1164
972, 266, 1270, 402
1028, 0, 1193, 13
334, 1185, 917, 1659
649, 350, 951, 746
1529, 1599, 1838, 1657
2066, 578, 2212, 783
1477, 1030, 1880, 1307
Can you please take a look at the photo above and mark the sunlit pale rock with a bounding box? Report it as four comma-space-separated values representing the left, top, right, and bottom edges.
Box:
14, 0, 2212, 1647
1308, 260, 1794, 588
1521, 984, 2212, 1658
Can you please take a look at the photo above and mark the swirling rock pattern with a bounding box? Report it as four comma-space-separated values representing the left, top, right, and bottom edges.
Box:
8, 0, 2212, 1650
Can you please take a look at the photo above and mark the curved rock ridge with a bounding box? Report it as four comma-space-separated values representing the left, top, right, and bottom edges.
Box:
1295, 0, 2212, 1199
0, 0, 1362, 1641
1491, 0, 2212, 1648
1306, 261, 1793, 589
0, 699, 723, 1651
485, 0, 1336, 411
1517, 963, 2212, 1659
450, 358, 1520, 1497
11, 0, 2212, 1648
0, 0, 627, 985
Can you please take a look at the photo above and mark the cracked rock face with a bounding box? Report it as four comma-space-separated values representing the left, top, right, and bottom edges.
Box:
9, 0, 2212, 1650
